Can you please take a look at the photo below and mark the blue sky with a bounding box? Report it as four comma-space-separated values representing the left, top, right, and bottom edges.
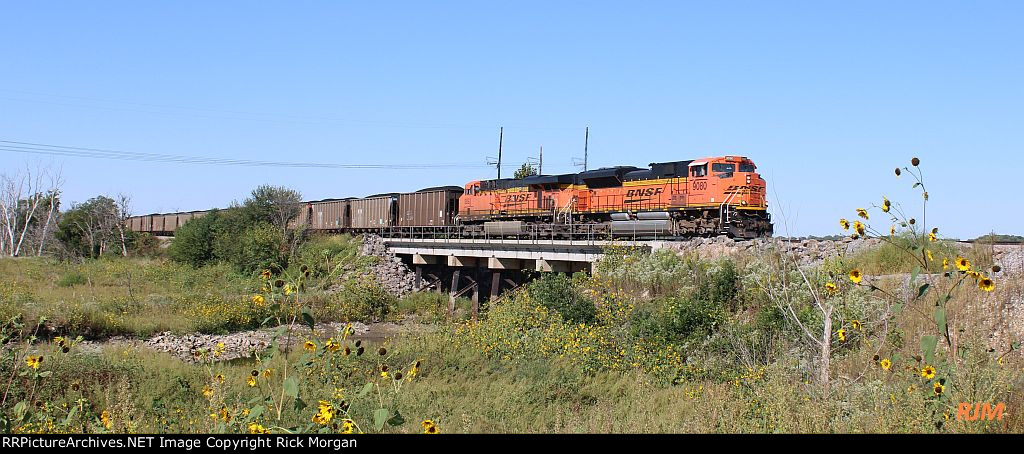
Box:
1, 1, 1021, 238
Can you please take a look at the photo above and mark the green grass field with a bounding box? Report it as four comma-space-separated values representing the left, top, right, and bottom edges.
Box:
1, 235, 1020, 434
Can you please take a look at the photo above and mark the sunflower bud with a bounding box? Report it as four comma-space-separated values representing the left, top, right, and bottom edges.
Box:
911, 157, 920, 166
908, 218, 916, 225
992, 265, 1001, 273
378, 347, 387, 356
274, 279, 285, 288
895, 168, 901, 177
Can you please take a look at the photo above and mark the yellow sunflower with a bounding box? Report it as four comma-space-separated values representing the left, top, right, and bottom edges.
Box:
303, 340, 316, 351
928, 232, 937, 242
824, 282, 838, 293
848, 269, 863, 284
920, 365, 936, 380
978, 277, 995, 292
880, 358, 892, 370
260, 269, 271, 280
249, 423, 270, 434
853, 221, 866, 236
312, 401, 334, 425
933, 381, 945, 396
325, 338, 341, 352
100, 410, 113, 430
942, 258, 949, 270
839, 218, 850, 231
422, 419, 439, 434
247, 376, 257, 387
251, 294, 265, 305
837, 329, 847, 342
881, 197, 891, 213
955, 257, 970, 272
856, 208, 869, 220
25, 355, 43, 370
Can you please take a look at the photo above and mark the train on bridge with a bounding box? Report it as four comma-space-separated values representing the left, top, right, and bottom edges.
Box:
127, 155, 772, 239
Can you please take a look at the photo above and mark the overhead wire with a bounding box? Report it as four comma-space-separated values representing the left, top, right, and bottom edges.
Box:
0, 139, 504, 170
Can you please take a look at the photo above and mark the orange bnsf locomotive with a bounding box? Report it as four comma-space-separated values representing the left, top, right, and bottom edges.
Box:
127, 155, 771, 240
459, 155, 771, 239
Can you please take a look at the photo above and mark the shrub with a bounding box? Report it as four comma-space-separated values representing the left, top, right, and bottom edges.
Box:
700, 260, 741, 311
630, 294, 725, 345
235, 224, 286, 273
131, 232, 162, 257
526, 273, 595, 324
57, 271, 88, 287
168, 210, 220, 267
293, 234, 372, 281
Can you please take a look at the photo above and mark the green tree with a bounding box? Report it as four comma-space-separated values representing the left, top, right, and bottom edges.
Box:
513, 162, 538, 179
55, 196, 120, 258
245, 185, 302, 231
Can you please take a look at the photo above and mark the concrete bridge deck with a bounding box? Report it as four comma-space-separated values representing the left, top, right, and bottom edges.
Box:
382, 237, 656, 272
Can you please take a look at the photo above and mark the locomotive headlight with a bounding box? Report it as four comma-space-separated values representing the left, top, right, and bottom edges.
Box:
746, 175, 751, 184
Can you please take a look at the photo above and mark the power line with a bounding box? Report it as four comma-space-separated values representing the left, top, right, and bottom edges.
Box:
0, 139, 501, 170
0, 89, 583, 131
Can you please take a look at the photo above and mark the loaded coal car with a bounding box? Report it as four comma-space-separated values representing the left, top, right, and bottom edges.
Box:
397, 186, 462, 229
306, 198, 351, 231
350, 193, 399, 230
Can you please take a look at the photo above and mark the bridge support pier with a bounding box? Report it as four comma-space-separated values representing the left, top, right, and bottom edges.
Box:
450, 268, 462, 317
490, 271, 501, 301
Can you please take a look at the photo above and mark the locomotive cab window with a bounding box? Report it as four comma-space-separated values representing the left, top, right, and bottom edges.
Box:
739, 163, 755, 173
690, 164, 707, 177
712, 163, 735, 173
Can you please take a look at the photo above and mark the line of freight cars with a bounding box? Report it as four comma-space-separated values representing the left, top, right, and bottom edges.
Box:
129, 155, 773, 239
128, 186, 463, 236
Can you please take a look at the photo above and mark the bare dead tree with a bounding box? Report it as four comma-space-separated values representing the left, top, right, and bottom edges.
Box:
35, 168, 64, 255
0, 165, 62, 257
114, 193, 132, 256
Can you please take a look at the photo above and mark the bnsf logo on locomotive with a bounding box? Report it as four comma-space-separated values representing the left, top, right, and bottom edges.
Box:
503, 194, 531, 203
725, 185, 762, 193
625, 188, 664, 198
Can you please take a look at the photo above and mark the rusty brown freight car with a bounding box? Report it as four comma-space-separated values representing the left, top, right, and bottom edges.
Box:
128, 216, 142, 232
150, 214, 166, 233
173, 212, 192, 231
288, 203, 311, 230
398, 186, 462, 227
309, 199, 350, 230
350, 194, 398, 229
